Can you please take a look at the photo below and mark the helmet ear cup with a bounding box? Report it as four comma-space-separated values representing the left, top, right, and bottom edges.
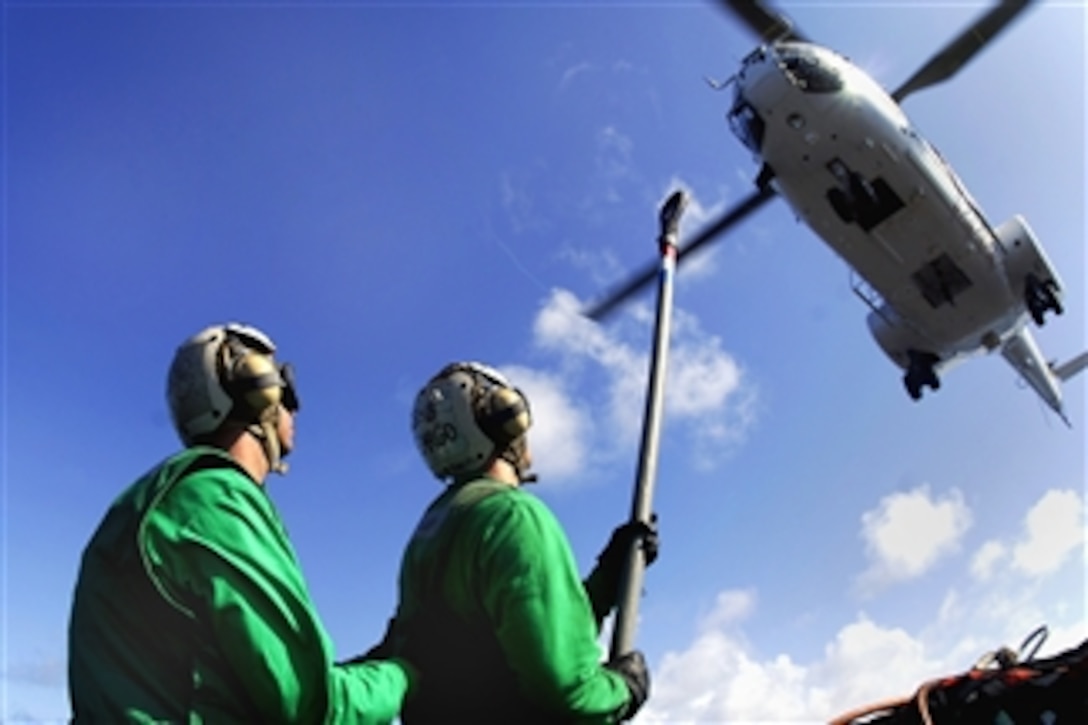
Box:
167, 323, 294, 447
476, 384, 531, 448
223, 341, 283, 420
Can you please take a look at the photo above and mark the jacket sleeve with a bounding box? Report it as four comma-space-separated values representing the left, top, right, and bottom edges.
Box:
583, 565, 618, 629
144, 467, 411, 724
475, 493, 631, 722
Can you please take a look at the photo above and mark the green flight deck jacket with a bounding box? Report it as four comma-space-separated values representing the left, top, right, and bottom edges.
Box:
388, 477, 631, 723
68, 447, 410, 723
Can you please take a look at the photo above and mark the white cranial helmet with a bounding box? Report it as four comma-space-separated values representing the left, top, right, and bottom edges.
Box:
166, 323, 299, 451
411, 362, 532, 483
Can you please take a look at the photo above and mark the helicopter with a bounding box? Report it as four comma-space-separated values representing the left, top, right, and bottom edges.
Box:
586, 0, 1085, 424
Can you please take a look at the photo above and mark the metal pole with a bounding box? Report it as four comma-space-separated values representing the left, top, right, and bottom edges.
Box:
610, 189, 687, 659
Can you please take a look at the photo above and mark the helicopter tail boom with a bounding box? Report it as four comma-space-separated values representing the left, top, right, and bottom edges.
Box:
1052, 352, 1088, 383
1001, 326, 1068, 425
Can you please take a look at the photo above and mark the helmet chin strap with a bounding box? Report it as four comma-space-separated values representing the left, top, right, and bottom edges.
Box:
501, 437, 537, 485
247, 406, 288, 475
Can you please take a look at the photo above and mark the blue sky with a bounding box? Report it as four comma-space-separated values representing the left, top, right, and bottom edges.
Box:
2, 1, 1085, 722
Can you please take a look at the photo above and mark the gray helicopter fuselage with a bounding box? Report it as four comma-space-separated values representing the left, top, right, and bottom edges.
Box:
728, 41, 1067, 415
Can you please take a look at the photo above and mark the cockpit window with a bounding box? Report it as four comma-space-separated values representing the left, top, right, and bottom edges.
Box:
728, 97, 765, 154
728, 83, 765, 153
777, 48, 842, 93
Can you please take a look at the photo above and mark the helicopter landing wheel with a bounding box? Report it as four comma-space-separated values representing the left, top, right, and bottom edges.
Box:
904, 374, 923, 401
904, 351, 940, 401
1026, 275, 1063, 326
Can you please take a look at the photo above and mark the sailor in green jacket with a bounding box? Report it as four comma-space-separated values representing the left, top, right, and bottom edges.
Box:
67, 323, 413, 723
370, 361, 655, 723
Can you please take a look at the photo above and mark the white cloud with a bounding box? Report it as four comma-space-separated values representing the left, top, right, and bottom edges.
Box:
1045, 619, 1088, 658
638, 580, 1086, 724
812, 617, 940, 713
857, 485, 972, 590
1011, 489, 1084, 577
595, 126, 635, 204
641, 591, 824, 724
640, 599, 942, 724
558, 61, 593, 91
499, 169, 548, 236
531, 287, 755, 464
532, 288, 644, 440
970, 540, 1008, 582
499, 365, 589, 483
700, 589, 756, 632
666, 312, 742, 417
937, 589, 961, 625
562, 175, 728, 314
638, 488, 1087, 724
556, 244, 625, 288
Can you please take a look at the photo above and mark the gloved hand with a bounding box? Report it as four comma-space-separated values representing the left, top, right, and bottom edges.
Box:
606, 649, 650, 721
599, 516, 660, 572
584, 516, 660, 625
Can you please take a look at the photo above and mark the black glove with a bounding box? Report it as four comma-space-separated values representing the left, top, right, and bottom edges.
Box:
599, 516, 660, 573
584, 516, 660, 623
606, 650, 650, 721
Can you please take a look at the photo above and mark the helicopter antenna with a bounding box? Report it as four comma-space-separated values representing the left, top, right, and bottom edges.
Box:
704, 75, 735, 91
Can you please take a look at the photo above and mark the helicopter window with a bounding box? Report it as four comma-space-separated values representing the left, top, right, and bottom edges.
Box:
741, 46, 766, 67
912, 254, 973, 308
778, 52, 842, 93
728, 99, 765, 153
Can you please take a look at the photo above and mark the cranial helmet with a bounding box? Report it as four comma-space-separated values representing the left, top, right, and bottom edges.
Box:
166, 323, 300, 473
411, 362, 533, 483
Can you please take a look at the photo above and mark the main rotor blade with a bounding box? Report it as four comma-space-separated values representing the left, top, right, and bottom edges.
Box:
584, 187, 776, 321
718, 0, 808, 44
891, 0, 1034, 103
